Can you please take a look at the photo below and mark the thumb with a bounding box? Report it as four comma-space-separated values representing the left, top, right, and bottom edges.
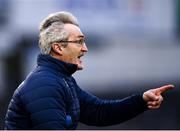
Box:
143, 91, 159, 102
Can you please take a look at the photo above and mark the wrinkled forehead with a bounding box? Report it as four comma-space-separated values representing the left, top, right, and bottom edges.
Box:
64, 23, 85, 39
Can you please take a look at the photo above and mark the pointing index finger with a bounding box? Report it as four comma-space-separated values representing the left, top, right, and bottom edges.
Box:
155, 84, 174, 95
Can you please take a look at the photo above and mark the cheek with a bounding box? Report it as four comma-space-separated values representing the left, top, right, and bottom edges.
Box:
64, 47, 80, 61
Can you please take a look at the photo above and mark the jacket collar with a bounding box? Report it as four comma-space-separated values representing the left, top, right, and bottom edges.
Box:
37, 54, 78, 76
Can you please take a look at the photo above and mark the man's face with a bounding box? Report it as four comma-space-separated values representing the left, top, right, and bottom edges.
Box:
59, 24, 88, 70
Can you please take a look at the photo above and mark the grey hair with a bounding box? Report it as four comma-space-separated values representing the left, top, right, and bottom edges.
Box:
39, 11, 79, 54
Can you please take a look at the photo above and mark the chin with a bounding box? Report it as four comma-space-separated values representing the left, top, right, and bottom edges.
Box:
77, 64, 84, 70
77, 66, 83, 70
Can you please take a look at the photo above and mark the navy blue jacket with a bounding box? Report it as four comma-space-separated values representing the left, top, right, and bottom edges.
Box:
5, 54, 147, 129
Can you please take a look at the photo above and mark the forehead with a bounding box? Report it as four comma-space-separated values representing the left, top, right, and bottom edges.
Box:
64, 23, 84, 38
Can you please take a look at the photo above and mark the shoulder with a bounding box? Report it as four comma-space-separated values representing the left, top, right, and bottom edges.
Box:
21, 66, 67, 91
15, 69, 69, 106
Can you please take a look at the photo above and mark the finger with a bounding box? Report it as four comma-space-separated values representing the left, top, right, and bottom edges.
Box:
155, 84, 174, 95
147, 101, 159, 106
147, 96, 163, 108
147, 98, 162, 106
148, 105, 160, 110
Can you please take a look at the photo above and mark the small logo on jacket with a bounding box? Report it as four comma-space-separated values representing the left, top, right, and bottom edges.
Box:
66, 115, 72, 127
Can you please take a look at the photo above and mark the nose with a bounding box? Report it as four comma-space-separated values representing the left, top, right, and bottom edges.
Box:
81, 43, 88, 52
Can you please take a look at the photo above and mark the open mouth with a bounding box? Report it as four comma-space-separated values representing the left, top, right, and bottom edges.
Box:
77, 54, 84, 59
77, 54, 85, 69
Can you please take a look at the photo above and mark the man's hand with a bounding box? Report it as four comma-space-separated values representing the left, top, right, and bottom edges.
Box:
143, 84, 174, 109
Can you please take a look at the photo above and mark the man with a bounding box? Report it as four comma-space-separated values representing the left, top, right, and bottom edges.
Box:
4, 11, 174, 129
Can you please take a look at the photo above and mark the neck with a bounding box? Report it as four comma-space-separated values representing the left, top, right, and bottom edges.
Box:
49, 51, 62, 61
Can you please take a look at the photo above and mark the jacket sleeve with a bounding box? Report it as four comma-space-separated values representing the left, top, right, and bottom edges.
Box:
22, 79, 67, 129
79, 88, 148, 126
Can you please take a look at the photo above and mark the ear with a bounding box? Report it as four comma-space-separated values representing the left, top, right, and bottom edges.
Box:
51, 43, 63, 55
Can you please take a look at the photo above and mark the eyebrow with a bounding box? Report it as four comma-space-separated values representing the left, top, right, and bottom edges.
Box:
77, 35, 85, 38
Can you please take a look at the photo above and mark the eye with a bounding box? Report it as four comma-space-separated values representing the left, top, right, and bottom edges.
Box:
78, 39, 85, 45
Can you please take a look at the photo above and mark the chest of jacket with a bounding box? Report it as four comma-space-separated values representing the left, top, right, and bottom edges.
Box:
62, 77, 80, 129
